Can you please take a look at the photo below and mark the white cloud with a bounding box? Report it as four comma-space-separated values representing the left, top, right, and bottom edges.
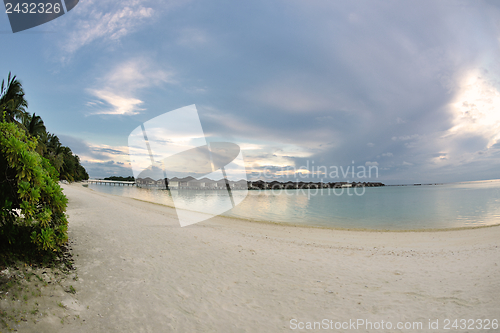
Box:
58, 0, 156, 59
367, 142, 375, 147
106, 58, 173, 90
87, 90, 144, 115
402, 161, 413, 166
365, 161, 378, 166
381, 152, 393, 157
446, 69, 500, 149
425, 69, 500, 171
87, 58, 174, 115
238, 143, 265, 150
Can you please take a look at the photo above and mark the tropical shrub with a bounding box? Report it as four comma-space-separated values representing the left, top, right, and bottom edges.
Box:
0, 119, 68, 256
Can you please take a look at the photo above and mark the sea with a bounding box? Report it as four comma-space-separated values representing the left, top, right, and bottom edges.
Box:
87, 179, 500, 230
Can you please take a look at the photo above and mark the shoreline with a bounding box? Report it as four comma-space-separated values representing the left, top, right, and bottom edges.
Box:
214, 212, 500, 233
88, 185, 500, 233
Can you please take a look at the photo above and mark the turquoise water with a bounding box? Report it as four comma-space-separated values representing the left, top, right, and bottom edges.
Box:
86, 179, 500, 230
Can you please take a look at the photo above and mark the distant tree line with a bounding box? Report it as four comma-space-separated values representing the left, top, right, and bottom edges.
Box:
248, 180, 385, 190
104, 176, 134, 182
0, 72, 88, 259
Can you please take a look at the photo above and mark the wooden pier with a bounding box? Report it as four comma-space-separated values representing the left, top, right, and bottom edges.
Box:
87, 179, 136, 186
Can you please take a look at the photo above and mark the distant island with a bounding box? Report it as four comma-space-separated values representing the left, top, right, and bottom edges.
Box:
104, 176, 135, 182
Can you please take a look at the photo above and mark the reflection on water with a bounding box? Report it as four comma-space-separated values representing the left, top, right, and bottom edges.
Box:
87, 179, 500, 230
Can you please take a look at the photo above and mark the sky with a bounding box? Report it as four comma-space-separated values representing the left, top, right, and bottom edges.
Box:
1, 0, 500, 184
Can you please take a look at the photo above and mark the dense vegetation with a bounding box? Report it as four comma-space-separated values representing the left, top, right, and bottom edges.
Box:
104, 176, 134, 181
0, 72, 88, 260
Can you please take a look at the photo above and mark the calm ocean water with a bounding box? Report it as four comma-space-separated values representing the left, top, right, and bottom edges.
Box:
86, 179, 500, 230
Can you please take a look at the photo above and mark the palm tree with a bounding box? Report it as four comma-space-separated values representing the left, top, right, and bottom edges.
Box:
0, 72, 28, 123
22, 112, 46, 137
22, 113, 47, 155
45, 134, 65, 172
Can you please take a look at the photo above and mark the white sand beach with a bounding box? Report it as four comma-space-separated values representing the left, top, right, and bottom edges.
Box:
21, 183, 500, 332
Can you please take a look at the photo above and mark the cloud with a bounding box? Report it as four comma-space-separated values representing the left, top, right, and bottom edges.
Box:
446, 70, 500, 149
57, 0, 155, 58
58, 134, 134, 177
391, 135, 420, 141
82, 160, 134, 178
221, 2, 500, 183
87, 90, 144, 115
105, 58, 172, 89
87, 58, 174, 115
58, 134, 130, 164
365, 161, 378, 166
46, 0, 500, 183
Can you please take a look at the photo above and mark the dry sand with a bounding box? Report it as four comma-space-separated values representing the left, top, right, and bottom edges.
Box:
16, 183, 500, 332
